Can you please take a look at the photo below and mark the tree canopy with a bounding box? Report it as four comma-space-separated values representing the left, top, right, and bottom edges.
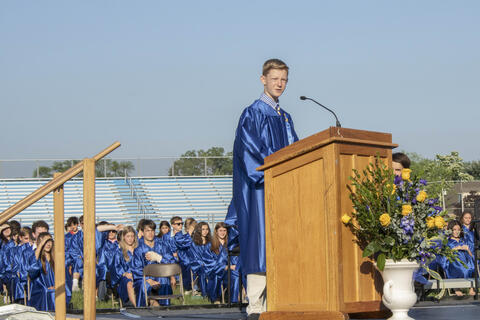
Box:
33, 159, 134, 178
169, 147, 232, 176
407, 151, 473, 198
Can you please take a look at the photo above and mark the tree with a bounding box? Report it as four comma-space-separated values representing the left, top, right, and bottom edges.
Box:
407, 151, 473, 198
33, 159, 135, 178
169, 147, 232, 176
464, 161, 480, 180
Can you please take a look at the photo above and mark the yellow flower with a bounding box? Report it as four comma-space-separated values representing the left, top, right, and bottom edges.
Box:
341, 214, 352, 224
416, 190, 427, 202
402, 204, 412, 216
434, 216, 446, 229
401, 168, 411, 181
426, 216, 435, 229
379, 213, 391, 227
391, 184, 396, 195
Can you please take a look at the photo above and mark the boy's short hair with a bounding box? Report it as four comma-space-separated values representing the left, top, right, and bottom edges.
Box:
32, 220, 49, 233
392, 152, 411, 169
66, 216, 79, 227
262, 58, 289, 76
170, 216, 182, 224
141, 219, 156, 232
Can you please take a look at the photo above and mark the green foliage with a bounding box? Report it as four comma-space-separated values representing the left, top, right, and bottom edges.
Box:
169, 147, 232, 176
344, 157, 458, 270
407, 151, 473, 198
33, 159, 134, 178
464, 160, 480, 180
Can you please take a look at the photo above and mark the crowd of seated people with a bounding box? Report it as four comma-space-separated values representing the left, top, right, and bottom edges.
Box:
0, 216, 242, 311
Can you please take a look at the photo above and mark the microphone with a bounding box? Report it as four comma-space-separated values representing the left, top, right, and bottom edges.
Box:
300, 96, 341, 127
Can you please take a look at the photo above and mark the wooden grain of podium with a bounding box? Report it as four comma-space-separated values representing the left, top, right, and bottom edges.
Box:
257, 127, 397, 320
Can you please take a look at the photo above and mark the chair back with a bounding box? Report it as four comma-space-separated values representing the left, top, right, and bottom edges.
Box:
143, 263, 181, 278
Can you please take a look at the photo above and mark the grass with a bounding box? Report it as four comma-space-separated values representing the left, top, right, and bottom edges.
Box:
68, 287, 212, 310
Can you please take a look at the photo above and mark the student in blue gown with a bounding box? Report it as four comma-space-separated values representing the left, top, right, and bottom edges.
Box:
111, 226, 138, 307
0, 222, 16, 298
64, 216, 79, 304
445, 220, 475, 297
175, 218, 196, 292
8, 227, 32, 304
206, 222, 241, 303
70, 217, 123, 292
97, 225, 121, 300
21, 220, 49, 301
460, 211, 475, 254
189, 222, 212, 297
27, 232, 55, 311
131, 219, 175, 307
230, 59, 298, 317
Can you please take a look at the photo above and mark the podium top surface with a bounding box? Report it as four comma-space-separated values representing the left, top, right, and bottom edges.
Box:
258, 127, 398, 171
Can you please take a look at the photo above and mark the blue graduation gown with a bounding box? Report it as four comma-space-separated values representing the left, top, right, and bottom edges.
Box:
231, 98, 298, 274
8, 243, 31, 301
97, 240, 120, 286
174, 232, 194, 291
462, 225, 475, 254
445, 238, 475, 279
204, 244, 241, 303
131, 238, 175, 307
111, 249, 134, 304
189, 242, 209, 296
27, 255, 55, 311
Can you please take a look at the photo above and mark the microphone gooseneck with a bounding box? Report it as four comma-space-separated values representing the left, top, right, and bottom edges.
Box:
299, 96, 341, 128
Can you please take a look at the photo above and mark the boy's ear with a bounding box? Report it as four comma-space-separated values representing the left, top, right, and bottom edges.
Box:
260, 75, 266, 85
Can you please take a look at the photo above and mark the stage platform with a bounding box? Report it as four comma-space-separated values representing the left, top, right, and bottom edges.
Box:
62, 301, 480, 320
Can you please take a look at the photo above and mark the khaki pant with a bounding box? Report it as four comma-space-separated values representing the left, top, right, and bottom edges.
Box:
246, 273, 267, 315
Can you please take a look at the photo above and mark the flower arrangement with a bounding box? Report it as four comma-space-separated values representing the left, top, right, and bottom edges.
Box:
342, 157, 458, 271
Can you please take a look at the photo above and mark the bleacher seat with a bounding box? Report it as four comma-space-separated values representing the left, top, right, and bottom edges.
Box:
0, 176, 233, 231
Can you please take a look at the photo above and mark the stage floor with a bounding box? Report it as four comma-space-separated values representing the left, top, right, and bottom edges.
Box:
65, 301, 480, 320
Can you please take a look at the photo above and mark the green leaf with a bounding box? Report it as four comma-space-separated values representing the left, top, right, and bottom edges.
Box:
377, 253, 386, 271
363, 242, 377, 258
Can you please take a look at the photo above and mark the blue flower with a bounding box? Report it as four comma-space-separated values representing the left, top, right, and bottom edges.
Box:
419, 179, 427, 186
394, 175, 402, 185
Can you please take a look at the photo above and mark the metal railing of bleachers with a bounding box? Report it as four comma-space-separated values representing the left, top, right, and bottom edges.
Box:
0, 175, 233, 229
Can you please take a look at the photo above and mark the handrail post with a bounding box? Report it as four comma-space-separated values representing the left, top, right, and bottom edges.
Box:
53, 172, 66, 320
83, 158, 96, 320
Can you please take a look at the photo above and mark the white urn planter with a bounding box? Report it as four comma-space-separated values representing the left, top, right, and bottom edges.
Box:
379, 259, 420, 320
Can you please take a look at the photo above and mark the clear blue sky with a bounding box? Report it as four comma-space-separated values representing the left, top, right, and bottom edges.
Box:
1, 1, 479, 161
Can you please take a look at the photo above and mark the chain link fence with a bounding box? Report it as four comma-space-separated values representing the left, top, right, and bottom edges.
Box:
0, 157, 233, 179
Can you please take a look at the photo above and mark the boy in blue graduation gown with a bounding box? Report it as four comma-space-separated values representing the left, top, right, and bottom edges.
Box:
229, 59, 298, 317
131, 219, 175, 307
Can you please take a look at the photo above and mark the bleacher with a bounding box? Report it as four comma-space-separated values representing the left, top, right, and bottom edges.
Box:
0, 176, 232, 230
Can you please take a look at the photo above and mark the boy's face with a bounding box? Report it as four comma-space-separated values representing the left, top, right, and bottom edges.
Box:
171, 219, 183, 233
392, 161, 403, 177
143, 226, 155, 242
261, 69, 288, 101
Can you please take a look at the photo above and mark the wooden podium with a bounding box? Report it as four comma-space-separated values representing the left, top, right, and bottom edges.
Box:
257, 127, 397, 320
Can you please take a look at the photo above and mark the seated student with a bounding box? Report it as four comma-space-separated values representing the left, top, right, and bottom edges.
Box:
97, 224, 121, 300
189, 222, 212, 297
205, 222, 241, 303
174, 218, 196, 292
111, 226, 138, 307
157, 221, 171, 238
64, 216, 79, 303
131, 219, 175, 307
136, 219, 147, 245
70, 217, 122, 292
19, 220, 49, 302
9, 227, 33, 304
445, 220, 475, 296
460, 211, 475, 254
161, 217, 184, 289
27, 232, 55, 311
0, 222, 16, 297
392, 152, 411, 177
